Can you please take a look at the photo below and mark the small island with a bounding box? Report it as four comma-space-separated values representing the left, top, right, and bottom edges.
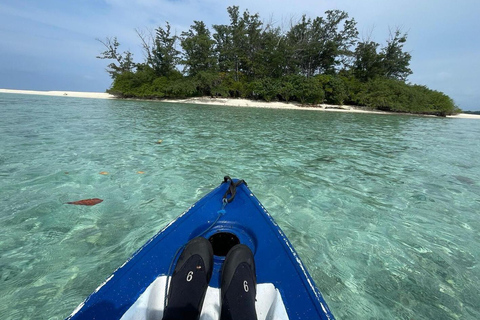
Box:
98, 6, 459, 116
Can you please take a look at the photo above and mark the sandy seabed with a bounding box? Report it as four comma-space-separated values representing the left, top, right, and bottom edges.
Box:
1, 88, 478, 119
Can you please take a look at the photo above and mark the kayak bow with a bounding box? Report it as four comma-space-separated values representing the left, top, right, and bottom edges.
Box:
67, 177, 335, 320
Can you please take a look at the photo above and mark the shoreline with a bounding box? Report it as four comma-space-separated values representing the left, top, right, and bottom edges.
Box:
1, 88, 479, 119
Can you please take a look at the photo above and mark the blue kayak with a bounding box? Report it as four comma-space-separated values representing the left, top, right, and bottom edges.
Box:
67, 177, 335, 320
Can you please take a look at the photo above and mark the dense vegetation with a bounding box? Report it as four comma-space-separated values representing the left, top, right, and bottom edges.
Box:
98, 6, 460, 116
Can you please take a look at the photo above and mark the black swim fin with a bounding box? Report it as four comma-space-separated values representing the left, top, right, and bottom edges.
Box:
220, 244, 258, 320
162, 237, 213, 320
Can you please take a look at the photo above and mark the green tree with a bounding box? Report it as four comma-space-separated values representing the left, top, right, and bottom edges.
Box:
213, 6, 264, 81
353, 40, 383, 81
381, 29, 412, 80
152, 22, 181, 77
96, 37, 135, 79
181, 21, 217, 76
212, 7, 240, 79
286, 15, 313, 77
253, 25, 291, 79
237, 8, 263, 80
353, 29, 412, 82
212, 24, 233, 74
286, 10, 358, 77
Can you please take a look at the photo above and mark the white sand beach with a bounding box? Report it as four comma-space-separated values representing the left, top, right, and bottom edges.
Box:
1, 88, 479, 119
0, 89, 114, 99
163, 97, 395, 115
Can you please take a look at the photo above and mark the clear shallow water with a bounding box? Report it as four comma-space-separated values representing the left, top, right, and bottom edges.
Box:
0, 93, 479, 320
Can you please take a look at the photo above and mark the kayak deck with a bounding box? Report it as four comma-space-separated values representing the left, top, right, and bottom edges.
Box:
120, 276, 289, 319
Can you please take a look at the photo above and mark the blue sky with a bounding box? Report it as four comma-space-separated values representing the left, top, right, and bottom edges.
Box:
1, 0, 479, 110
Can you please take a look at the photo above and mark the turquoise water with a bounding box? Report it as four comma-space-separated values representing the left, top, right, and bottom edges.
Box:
0, 93, 479, 320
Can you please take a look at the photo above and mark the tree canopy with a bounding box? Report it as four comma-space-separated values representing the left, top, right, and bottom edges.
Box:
97, 6, 459, 116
